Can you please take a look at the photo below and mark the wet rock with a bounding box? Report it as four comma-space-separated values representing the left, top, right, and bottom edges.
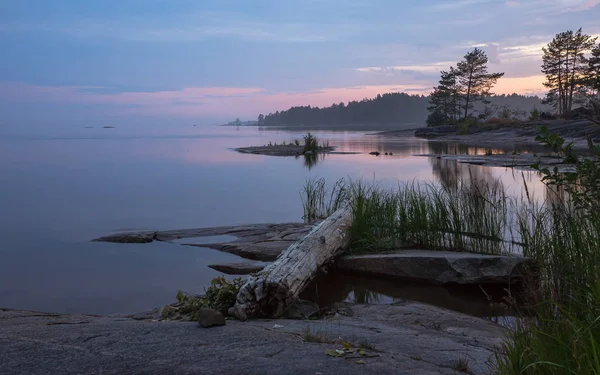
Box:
336, 250, 537, 285
208, 261, 269, 275
197, 308, 226, 328
368, 151, 380, 156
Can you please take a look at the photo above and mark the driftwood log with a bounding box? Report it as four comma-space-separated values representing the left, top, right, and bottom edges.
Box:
233, 206, 352, 320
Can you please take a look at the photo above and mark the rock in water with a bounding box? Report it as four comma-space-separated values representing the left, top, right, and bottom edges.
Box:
336, 250, 537, 285
197, 308, 226, 328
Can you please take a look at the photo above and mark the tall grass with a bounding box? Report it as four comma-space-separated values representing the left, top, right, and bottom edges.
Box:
496, 199, 600, 375
347, 178, 510, 255
300, 177, 600, 374
301, 177, 349, 223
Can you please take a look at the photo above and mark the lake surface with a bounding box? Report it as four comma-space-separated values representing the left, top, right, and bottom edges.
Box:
0, 125, 547, 315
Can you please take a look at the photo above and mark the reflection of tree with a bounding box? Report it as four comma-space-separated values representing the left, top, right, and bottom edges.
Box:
427, 141, 497, 191
301, 153, 327, 170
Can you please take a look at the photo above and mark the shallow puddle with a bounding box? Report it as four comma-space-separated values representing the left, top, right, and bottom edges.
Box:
301, 271, 519, 325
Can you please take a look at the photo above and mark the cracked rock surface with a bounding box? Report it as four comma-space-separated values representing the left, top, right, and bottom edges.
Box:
0, 302, 503, 375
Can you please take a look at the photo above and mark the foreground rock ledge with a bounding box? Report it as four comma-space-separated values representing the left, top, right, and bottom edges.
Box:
0, 302, 503, 375
207, 250, 535, 286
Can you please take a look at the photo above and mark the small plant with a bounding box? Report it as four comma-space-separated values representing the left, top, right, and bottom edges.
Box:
410, 355, 422, 361
302, 327, 331, 343
452, 357, 472, 374
303, 132, 319, 153
357, 338, 376, 350
164, 276, 244, 320
485, 149, 493, 156
294, 139, 300, 146
529, 106, 541, 121
268, 141, 273, 147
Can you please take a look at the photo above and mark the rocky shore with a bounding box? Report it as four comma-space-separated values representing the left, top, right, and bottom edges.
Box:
1, 301, 503, 374
379, 119, 600, 150
3, 223, 534, 373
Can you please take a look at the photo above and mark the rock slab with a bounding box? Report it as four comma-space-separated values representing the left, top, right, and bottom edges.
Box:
197, 308, 226, 328
0, 302, 503, 375
336, 250, 537, 285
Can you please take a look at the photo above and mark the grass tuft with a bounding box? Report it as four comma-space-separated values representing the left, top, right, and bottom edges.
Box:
303, 132, 319, 153
452, 357, 473, 374
302, 326, 332, 343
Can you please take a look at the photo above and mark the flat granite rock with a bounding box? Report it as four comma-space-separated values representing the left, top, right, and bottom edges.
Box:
336, 250, 537, 285
195, 241, 295, 262
208, 261, 269, 275
0, 302, 504, 375
92, 223, 313, 249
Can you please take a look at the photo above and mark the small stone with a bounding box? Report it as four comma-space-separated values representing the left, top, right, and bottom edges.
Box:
197, 308, 226, 328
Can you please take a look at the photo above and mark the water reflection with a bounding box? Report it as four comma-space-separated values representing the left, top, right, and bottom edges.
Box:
0, 126, 552, 315
301, 271, 517, 319
299, 152, 327, 170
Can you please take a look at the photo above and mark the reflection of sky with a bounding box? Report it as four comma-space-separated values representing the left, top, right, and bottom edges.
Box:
0, 126, 547, 315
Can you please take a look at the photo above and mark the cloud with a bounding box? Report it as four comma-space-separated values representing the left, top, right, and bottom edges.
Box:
574, 0, 600, 10
427, 0, 497, 11
0, 12, 362, 43
504, 0, 600, 13
355, 62, 456, 74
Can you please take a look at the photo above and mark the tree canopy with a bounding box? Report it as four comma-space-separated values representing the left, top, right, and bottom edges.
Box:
427, 48, 504, 126
542, 28, 597, 115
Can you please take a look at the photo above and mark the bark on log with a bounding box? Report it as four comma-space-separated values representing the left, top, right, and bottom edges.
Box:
233, 206, 352, 320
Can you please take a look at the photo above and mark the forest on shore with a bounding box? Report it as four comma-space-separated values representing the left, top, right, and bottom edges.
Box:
256, 92, 544, 127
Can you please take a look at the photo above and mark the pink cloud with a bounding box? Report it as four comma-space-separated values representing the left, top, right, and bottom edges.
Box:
574, 0, 600, 11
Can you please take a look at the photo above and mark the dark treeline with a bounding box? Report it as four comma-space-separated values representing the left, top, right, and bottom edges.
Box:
259, 93, 428, 126
258, 92, 542, 126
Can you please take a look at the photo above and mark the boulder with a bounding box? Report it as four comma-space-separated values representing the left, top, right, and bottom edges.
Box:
207, 261, 269, 275
197, 308, 226, 328
336, 250, 537, 285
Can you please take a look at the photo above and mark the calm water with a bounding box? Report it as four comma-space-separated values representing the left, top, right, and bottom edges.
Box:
0, 126, 547, 315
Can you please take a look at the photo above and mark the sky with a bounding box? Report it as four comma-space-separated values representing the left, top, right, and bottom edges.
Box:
0, 0, 599, 128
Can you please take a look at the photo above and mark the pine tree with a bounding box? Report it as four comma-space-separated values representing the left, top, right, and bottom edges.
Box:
587, 43, 600, 96
542, 28, 597, 116
427, 69, 461, 126
456, 48, 504, 120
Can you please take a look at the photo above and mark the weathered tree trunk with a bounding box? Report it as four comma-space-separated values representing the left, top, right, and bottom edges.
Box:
233, 206, 352, 320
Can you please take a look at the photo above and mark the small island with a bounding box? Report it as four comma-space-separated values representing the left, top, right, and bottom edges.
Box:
235, 133, 336, 156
